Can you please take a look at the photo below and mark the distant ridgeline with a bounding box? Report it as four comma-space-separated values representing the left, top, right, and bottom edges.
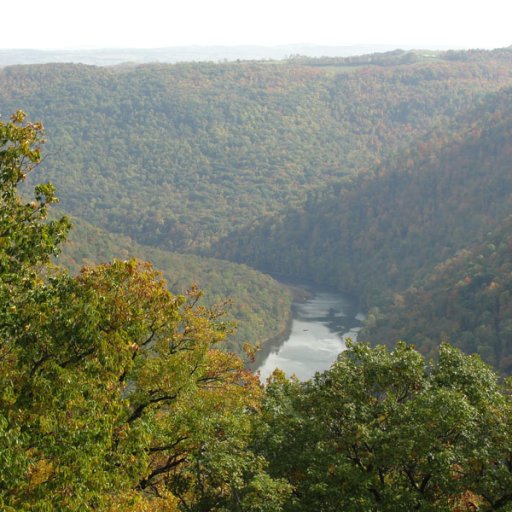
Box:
2, 48, 512, 368
1, 45, 500, 68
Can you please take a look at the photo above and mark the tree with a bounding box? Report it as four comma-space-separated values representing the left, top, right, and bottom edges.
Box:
257, 342, 512, 511
0, 112, 291, 511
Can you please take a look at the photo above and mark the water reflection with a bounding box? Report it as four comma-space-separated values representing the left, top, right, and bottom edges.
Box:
256, 290, 364, 382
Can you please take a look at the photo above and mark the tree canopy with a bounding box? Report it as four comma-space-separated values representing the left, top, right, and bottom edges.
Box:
256, 342, 512, 511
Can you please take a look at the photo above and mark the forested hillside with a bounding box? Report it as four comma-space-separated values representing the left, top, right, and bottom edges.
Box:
361, 218, 512, 373
0, 115, 293, 510
214, 86, 512, 369
57, 215, 291, 352
3, 49, 512, 369
1, 50, 512, 252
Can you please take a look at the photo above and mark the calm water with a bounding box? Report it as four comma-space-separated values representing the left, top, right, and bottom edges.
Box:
256, 288, 364, 381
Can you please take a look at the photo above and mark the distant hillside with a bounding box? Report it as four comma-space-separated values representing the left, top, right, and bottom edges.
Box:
0, 44, 457, 67
2, 51, 512, 252
214, 87, 512, 369
361, 218, 512, 374
57, 215, 292, 354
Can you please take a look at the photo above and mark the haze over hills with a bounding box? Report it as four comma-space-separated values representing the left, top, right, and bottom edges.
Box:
2, 48, 512, 254
0, 44, 461, 67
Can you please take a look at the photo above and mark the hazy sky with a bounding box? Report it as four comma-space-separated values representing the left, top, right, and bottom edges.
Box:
1, 0, 511, 50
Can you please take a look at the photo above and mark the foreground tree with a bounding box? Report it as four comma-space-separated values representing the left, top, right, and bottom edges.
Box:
0, 112, 290, 511
256, 342, 512, 511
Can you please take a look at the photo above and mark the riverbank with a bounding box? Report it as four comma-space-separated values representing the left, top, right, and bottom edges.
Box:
254, 284, 364, 381
247, 281, 311, 372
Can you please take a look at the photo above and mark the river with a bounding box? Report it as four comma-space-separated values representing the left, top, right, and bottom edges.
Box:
255, 285, 365, 381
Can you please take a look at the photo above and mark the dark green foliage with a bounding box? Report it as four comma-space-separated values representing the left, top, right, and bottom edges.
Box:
362, 218, 512, 374
256, 342, 512, 511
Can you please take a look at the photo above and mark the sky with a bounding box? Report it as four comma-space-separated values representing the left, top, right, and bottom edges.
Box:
1, 0, 511, 50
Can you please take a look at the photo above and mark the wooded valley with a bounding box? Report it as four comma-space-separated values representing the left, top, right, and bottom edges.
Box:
2, 47, 512, 510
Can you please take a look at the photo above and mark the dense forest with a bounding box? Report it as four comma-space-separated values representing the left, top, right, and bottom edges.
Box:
361, 217, 512, 372
214, 83, 512, 371
2, 49, 512, 364
1, 50, 512, 253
